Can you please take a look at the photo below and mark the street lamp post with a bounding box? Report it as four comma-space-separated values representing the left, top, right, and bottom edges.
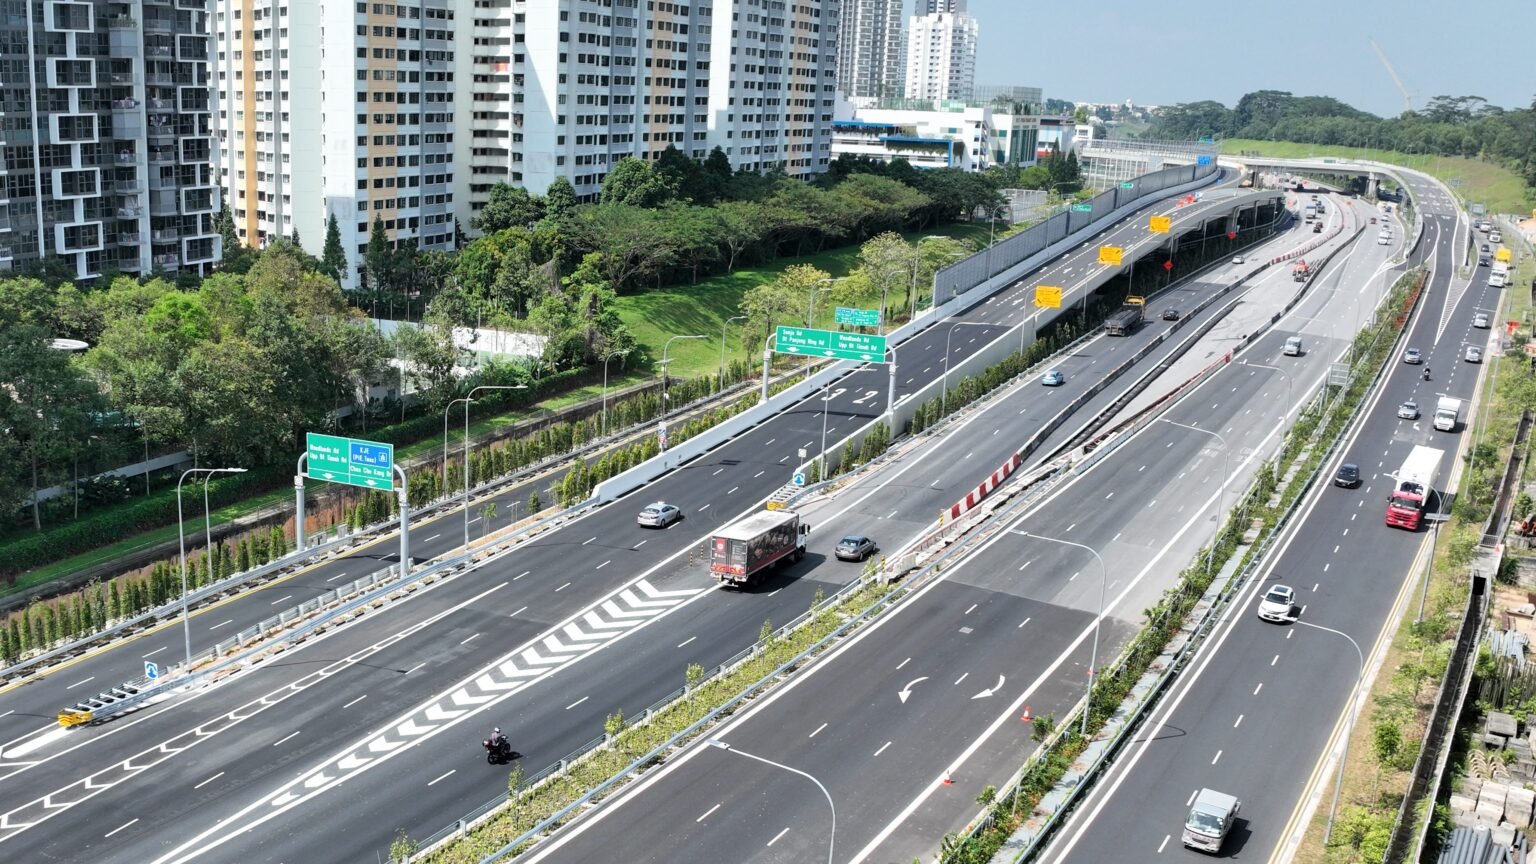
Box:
943, 321, 995, 415
600, 349, 628, 438
660, 335, 708, 451
819, 381, 832, 478
1291, 618, 1365, 846
1417, 483, 1446, 623
463, 385, 528, 549
177, 466, 247, 667
443, 396, 472, 492
719, 315, 748, 392
1020, 532, 1106, 737
706, 740, 834, 864
1159, 418, 1231, 575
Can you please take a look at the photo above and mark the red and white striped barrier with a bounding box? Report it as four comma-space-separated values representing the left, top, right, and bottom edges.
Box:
948, 452, 1024, 520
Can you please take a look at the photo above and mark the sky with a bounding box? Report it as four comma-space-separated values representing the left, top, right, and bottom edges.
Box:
964, 0, 1534, 116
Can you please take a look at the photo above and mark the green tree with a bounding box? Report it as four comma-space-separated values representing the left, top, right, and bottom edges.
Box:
852, 232, 913, 322
364, 216, 394, 292
473, 182, 544, 233
543, 176, 579, 225
740, 263, 827, 351
600, 157, 674, 208
320, 212, 348, 283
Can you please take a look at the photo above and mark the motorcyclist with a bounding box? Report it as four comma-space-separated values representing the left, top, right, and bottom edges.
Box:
1422, 366, 1431, 381
488, 727, 504, 749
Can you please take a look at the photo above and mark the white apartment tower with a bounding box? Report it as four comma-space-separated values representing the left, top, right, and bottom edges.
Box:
462, 0, 839, 214
2, 0, 221, 279
833, 0, 902, 101
903, 5, 977, 102
216, 0, 460, 287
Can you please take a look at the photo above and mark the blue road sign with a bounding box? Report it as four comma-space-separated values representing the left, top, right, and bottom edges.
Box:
144, 661, 159, 680
792, 472, 807, 486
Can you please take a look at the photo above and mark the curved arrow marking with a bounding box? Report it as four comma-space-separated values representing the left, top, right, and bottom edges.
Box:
972, 675, 1006, 700
898, 677, 929, 704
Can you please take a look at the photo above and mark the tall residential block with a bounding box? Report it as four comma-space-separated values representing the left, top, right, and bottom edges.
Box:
216, 0, 460, 287
462, 0, 837, 216
2, 0, 221, 279
903, 7, 977, 102
834, 0, 902, 102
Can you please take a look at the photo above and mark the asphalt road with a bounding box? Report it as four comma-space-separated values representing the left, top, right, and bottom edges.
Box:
1041, 172, 1489, 863
470, 194, 1401, 864
0, 176, 1279, 860
0, 173, 1255, 732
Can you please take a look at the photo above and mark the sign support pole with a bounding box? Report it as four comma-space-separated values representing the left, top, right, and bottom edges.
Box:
395, 464, 410, 576
294, 453, 308, 550
885, 347, 897, 428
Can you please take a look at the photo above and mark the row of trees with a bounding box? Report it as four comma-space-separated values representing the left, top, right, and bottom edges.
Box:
1150, 90, 1536, 191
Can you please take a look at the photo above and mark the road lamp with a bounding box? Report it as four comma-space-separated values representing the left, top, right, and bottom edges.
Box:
719, 315, 748, 392
1416, 483, 1447, 623
1158, 418, 1231, 575
600, 349, 629, 438
443, 396, 472, 492
1237, 359, 1294, 421
1291, 618, 1365, 846
818, 381, 833, 478
910, 239, 963, 319
177, 466, 247, 667
660, 334, 708, 417
1020, 532, 1106, 737
706, 739, 834, 864
463, 385, 529, 549
943, 321, 996, 415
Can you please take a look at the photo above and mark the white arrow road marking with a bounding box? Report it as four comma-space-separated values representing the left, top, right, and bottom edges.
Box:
562, 623, 606, 643
898, 677, 929, 704
583, 611, 633, 632
634, 579, 703, 600
618, 588, 676, 610
601, 600, 655, 620
971, 675, 1006, 700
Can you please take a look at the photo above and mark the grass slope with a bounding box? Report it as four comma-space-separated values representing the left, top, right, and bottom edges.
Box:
1221, 138, 1533, 215
616, 222, 991, 379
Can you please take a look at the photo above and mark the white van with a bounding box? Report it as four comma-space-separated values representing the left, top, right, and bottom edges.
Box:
1283, 336, 1303, 356
1490, 230, 1503, 244
1184, 788, 1241, 853
1377, 230, 1391, 245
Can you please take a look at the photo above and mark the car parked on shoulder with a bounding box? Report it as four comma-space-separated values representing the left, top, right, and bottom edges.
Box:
636, 502, 682, 528
1041, 369, 1065, 386
1333, 463, 1361, 488
1256, 584, 1296, 623
834, 535, 877, 562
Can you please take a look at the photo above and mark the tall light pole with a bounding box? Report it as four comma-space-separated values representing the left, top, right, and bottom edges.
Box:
1417, 483, 1446, 623
600, 349, 628, 438
443, 396, 472, 492
719, 315, 747, 392
943, 321, 995, 415
660, 335, 707, 450
706, 740, 834, 864
1158, 418, 1231, 575
177, 466, 246, 667
1021, 532, 1106, 737
1291, 618, 1365, 847
818, 381, 833, 478
463, 384, 528, 549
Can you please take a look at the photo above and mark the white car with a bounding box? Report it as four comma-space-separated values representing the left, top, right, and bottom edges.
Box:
1474, 313, 1491, 329
1396, 401, 1419, 420
1256, 585, 1296, 623
1041, 369, 1065, 387
636, 502, 682, 528
1465, 346, 1483, 363
1402, 348, 1422, 365
1231, 255, 1245, 265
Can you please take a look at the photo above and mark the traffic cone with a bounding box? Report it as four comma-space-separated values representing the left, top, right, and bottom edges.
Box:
942, 770, 954, 786
1020, 705, 1032, 723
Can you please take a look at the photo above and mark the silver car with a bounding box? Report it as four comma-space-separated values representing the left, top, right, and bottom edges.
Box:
1465, 346, 1483, 363
1402, 348, 1422, 365
636, 502, 681, 528
1396, 401, 1419, 420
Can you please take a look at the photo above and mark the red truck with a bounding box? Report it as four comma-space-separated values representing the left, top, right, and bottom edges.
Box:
1385, 445, 1443, 530
709, 510, 809, 588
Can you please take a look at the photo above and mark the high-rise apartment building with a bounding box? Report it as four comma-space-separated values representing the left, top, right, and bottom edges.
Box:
917, 0, 964, 13
903, 7, 977, 102
834, 0, 902, 102
1, 0, 221, 280
216, 0, 459, 287
462, 0, 837, 213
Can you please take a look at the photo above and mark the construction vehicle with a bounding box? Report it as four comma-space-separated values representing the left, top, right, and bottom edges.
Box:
1292, 260, 1310, 282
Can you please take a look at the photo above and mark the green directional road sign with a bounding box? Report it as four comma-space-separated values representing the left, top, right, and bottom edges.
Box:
834, 306, 881, 328
1070, 203, 1093, 212
1120, 181, 1136, 189
773, 326, 889, 362
305, 433, 396, 490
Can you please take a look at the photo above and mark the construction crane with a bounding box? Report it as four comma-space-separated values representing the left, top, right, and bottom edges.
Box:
1370, 38, 1414, 115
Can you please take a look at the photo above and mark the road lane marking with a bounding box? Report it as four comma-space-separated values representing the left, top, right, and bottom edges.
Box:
596, 561, 610, 571
66, 677, 95, 690
582, 537, 596, 546
510, 606, 527, 618
209, 619, 232, 630
1271, 654, 1279, 666
104, 819, 139, 838
556, 582, 571, 592
428, 770, 455, 787
809, 723, 828, 738
269, 595, 292, 606
566, 696, 589, 711
1253, 683, 1263, 695
273, 731, 299, 747
461, 634, 480, 646
405, 662, 426, 675
874, 741, 893, 757
677, 636, 697, 648
424, 534, 440, 543
1158, 835, 1170, 854
343, 695, 367, 709
1234, 714, 1243, 728
1212, 749, 1222, 765
728, 487, 738, 495
699, 504, 711, 512
954, 673, 968, 686
326, 572, 349, 582
964, 604, 978, 615
696, 803, 721, 823
514, 571, 530, 580
767, 827, 790, 847
1018, 618, 1031, 628
896, 657, 911, 670
143, 647, 168, 659
194, 773, 223, 790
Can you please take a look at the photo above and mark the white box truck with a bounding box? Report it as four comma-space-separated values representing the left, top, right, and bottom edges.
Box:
1434, 397, 1462, 433
708, 510, 809, 588
1490, 261, 1509, 288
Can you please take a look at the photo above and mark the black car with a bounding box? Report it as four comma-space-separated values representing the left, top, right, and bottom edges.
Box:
1333, 463, 1361, 488
834, 535, 877, 562
1161, 308, 1181, 321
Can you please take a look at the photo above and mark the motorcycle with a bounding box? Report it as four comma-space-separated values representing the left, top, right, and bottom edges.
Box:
483, 735, 512, 764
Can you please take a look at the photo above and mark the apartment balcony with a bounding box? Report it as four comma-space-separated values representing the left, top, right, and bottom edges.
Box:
151, 228, 179, 243
153, 252, 180, 267
109, 72, 136, 86
117, 232, 142, 245
0, 246, 12, 261
147, 97, 174, 111
114, 150, 141, 165
143, 14, 175, 34
114, 180, 141, 194
117, 206, 143, 218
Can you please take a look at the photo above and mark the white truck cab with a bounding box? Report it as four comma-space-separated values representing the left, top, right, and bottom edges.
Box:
1184, 788, 1241, 853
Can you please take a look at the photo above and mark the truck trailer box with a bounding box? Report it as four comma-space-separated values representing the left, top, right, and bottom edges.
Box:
709, 510, 808, 588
